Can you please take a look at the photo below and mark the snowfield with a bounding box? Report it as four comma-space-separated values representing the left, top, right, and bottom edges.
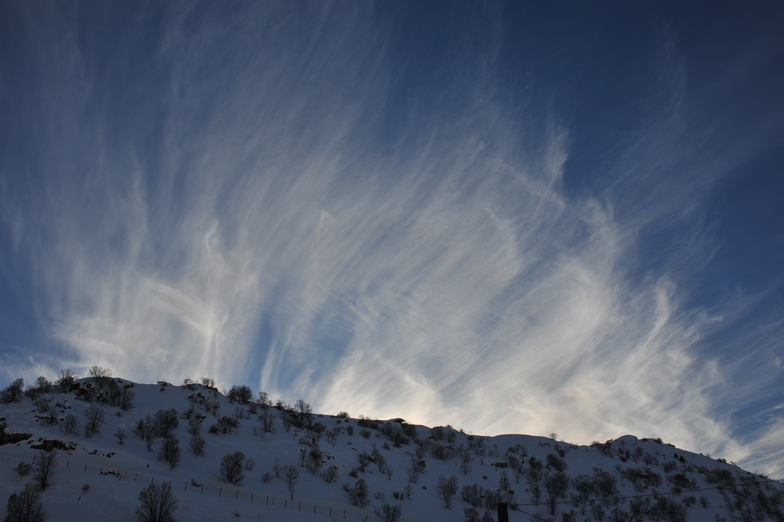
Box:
2, 378, 782, 521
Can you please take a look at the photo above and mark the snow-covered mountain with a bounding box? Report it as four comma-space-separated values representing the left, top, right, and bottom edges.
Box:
2, 376, 782, 521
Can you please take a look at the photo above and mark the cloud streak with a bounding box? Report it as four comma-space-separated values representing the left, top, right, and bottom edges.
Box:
2, 1, 782, 477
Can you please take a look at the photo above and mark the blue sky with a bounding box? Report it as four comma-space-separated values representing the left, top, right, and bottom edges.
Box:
1, 1, 783, 476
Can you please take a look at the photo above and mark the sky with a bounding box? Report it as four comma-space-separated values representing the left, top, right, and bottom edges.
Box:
1, 1, 783, 477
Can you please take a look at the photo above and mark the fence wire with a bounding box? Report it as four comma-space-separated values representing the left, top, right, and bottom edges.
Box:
63, 459, 370, 521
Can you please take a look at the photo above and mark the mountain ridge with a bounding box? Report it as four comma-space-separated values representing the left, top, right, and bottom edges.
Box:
1, 376, 782, 521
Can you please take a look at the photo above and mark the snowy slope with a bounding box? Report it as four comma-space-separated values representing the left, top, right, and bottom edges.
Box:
2, 378, 782, 521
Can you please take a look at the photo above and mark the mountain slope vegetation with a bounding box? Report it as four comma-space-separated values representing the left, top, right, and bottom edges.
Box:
1, 372, 782, 521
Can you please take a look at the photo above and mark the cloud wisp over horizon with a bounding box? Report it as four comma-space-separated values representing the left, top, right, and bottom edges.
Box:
2, 2, 783, 476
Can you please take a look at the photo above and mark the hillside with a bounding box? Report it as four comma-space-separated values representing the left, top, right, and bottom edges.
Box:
1, 376, 782, 521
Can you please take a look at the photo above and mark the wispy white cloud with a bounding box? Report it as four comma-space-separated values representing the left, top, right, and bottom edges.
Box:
2, 1, 782, 477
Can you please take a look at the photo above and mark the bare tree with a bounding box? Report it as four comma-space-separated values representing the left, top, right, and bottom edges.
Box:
459, 450, 473, 475
4, 483, 46, 522
295, 399, 313, 426
133, 415, 156, 451
272, 458, 283, 478
32, 376, 51, 395
34, 397, 52, 414
145, 432, 155, 452
227, 385, 253, 404
281, 411, 294, 431
499, 470, 511, 491
35, 399, 57, 427
375, 503, 402, 522
436, 474, 458, 509
356, 452, 371, 472
118, 388, 135, 411
14, 460, 32, 478
258, 408, 276, 435
305, 444, 323, 475
464, 507, 480, 522
33, 449, 57, 490
59, 414, 80, 435
152, 409, 179, 438
256, 391, 271, 408
88, 366, 112, 389
325, 427, 340, 445
56, 369, 76, 393
189, 433, 206, 456
211, 415, 238, 434
84, 404, 105, 437
157, 438, 181, 470
283, 464, 299, 500
320, 466, 338, 484
343, 478, 369, 508
187, 417, 201, 436
543, 471, 570, 516
136, 481, 178, 522
114, 428, 127, 445
407, 459, 422, 484
1, 378, 24, 403
592, 467, 618, 504
219, 451, 245, 485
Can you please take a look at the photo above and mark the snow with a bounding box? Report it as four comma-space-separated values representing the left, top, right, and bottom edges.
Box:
2, 379, 782, 521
